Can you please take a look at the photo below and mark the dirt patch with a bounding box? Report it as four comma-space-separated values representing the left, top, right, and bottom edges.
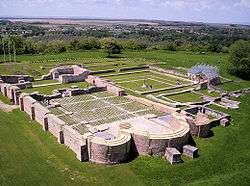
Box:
0, 100, 18, 112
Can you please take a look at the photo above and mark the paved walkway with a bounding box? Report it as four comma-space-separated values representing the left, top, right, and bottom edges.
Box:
0, 100, 18, 112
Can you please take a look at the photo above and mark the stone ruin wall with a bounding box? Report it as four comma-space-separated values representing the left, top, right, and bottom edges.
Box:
127, 95, 180, 113
132, 132, 190, 156
0, 80, 32, 105
88, 135, 131, 164
8, 91, 192, 165
63, 126, 88, 161
149, 66, 189, 78
33, 102, 50, 128
183, 107, 230, 137
21, 95, 37, 120
0, 75, 33, 84
59, 74, 86, 83
19, 94, 65, 144
47, 114, 65, 144
106, 84, 125, 96
185, 118, 211, 137
42, 65, 90, 83
86, 75, 125, 96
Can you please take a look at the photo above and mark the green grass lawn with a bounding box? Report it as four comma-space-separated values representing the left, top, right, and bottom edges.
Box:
1, 94, 250, 185
32, 79, 59, 86
0, 92, 12, 104
166, 92, 203, 103
0, 50, 231, 78
198, 90, 221, 97
220, 81, 250, 91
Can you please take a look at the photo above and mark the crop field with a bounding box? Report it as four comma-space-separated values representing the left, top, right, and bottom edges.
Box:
50, 91, 163, 134
104, 70, 193, 94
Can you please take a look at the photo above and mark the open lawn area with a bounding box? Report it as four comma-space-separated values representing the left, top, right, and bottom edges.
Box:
165, 92, 203, 103
104, 70, 192, 94
219, 81, 250, 92
32, 79, 59, 86
0, 50, 232, 79
1, 93, 250, 185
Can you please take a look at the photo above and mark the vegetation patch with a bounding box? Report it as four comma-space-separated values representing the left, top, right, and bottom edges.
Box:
165, 92, 203, 103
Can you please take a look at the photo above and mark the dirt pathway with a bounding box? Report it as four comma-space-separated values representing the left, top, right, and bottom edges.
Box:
0, 100, 19, 112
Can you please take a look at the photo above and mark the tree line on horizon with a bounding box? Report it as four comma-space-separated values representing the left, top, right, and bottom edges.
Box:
0, 35, 232, 56
0, 35, 250, 80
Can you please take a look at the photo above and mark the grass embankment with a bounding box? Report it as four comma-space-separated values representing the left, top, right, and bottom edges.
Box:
0, 92, 12, 105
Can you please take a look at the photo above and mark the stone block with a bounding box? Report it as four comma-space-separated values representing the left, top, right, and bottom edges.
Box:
183, 145, 198, 158
165, 148, 181, 164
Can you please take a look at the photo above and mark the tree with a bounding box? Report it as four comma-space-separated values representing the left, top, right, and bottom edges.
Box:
121, 39, 147, 50
100, 38, 122, 57
45, 40, 67, 54
227, 40, 250, 79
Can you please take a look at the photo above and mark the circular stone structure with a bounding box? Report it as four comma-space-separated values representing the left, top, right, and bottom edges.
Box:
121, 113, 190, 156
86, 113, 191, 165
88, 132, 131, 165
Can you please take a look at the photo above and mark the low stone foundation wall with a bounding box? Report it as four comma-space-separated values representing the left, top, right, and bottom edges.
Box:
42, 65, 90, 83
127, 95, 180, 113
184, 106, 231, 121
0, 75, 34, 84
131, 131, 190, 155
47, 114, 65, 144
149, 66, 189, 78
63, 126, 88, 161
186, 118, 211, 137
19, 94, 65, 143
184, 106, 230, 137
90, 69, 116, 75
86, 75, 125, 96
21, 95, 37, 119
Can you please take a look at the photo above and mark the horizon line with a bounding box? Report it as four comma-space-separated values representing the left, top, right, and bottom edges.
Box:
1, 15, 250, 26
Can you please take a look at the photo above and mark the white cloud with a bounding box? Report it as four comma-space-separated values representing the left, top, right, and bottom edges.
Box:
239, 0, 250, 8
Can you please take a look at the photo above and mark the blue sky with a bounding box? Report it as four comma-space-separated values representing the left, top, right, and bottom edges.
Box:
0, 0, 250, 24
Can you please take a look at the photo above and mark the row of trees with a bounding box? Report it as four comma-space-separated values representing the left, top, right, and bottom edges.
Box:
0, 35, 232, 56
1, 34, 249, 80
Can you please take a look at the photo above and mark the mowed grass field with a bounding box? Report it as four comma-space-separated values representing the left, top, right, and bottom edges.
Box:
164, 92, 203, 103
104, 70, 192, 93
1, 50, 250, 185
0, 50, 231, 78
